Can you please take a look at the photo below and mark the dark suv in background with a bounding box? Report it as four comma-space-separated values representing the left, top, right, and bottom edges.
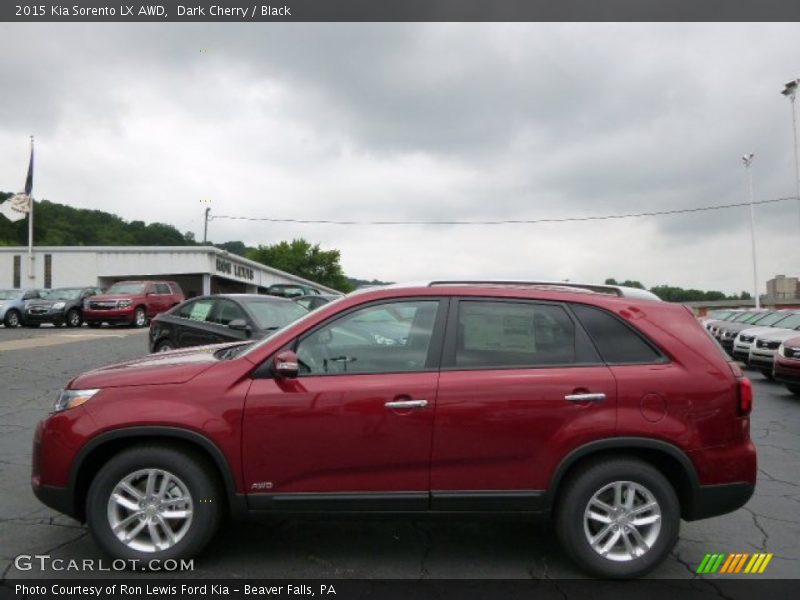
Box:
33, 281, 756, 578
23, 287, 102, 328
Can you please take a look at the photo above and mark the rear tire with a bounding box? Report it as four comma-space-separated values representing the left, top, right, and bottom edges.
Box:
555, 457, 680, 578
86, 445, 222, 566
3, 309, 20, 328
786, 384, 800, 397
760, 369, 775, 381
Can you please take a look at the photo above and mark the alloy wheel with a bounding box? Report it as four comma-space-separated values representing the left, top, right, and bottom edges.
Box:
106, 468, 194, 553
583, 480, 662, 562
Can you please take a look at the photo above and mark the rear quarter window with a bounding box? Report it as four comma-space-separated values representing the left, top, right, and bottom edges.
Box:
571, 304, 665, 365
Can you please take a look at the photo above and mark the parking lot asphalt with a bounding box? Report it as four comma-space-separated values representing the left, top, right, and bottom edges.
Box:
1, 326, 798, 582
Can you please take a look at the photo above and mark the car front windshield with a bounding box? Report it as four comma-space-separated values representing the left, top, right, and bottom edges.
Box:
43, 288, 82, 300
774, 314, 800, 330
754, 312, 787, 326
735, 312, 760, 323
107, 283, 145, 294
244, 299, 309, 330
0, 290, 23, 300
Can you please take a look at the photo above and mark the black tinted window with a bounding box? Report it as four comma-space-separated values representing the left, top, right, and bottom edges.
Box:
155, 283, 171, 294
571, 304, 663, 365
455, 301, 576, 368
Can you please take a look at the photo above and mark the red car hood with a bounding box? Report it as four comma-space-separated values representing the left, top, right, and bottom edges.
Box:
89, 294, 143, 302
69, 346, 222, 389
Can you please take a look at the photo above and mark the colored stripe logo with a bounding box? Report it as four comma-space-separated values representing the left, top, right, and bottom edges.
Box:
696, 552, 773, 574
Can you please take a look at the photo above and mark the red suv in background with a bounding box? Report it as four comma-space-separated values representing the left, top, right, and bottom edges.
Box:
83, 280, 184, 328
32, 281, 756, 577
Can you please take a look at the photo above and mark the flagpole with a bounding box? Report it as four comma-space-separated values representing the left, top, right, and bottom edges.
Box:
27, 136, 34, 281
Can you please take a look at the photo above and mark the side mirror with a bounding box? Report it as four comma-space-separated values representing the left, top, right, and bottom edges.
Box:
228, 319, 251, 334
273, 350, 299, 378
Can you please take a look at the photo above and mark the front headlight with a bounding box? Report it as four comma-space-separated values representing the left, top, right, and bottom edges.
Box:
118, 299, 132, 308
54, 389, 100, 413
52, 302, 66, 310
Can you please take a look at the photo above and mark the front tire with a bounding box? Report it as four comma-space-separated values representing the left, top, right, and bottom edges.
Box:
555, 458, 680, 578
3, 309, 21, 328
66, 309, 82, 328
760, 369, 775, 381
786, 384, 800, 397
86, 445, 222, 564
155, 339, 175, 353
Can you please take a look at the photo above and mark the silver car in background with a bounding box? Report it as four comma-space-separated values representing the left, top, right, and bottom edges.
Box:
0, 288, 45, 328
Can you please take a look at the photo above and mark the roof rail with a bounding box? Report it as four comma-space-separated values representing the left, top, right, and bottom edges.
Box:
426, 280, 662, 301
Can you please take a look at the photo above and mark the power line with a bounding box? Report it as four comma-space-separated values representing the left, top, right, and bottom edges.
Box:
208, 195, 796, 226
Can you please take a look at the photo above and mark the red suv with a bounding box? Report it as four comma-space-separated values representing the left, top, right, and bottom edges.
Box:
32, 282, 756, 577
83, 280, 184, 328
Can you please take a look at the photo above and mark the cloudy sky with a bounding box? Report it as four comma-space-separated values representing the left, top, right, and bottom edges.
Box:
0, 23, 798, 293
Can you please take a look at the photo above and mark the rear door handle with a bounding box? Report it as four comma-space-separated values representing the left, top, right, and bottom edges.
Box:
385, 399, 428, 409
564, 393, 606, 402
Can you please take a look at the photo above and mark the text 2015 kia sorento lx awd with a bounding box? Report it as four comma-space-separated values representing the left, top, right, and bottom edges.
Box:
32, 282, 756, 578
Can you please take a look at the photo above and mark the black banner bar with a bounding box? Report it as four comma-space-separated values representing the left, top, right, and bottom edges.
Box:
3, 0, 800, 23
3, 579, 800, 600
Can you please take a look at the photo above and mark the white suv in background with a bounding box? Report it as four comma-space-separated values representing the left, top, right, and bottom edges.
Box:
748, 313, 800, 379
733, 311, 800, 364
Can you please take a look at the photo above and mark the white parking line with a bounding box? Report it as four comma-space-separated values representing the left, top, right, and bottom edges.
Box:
0, 329, 146, 352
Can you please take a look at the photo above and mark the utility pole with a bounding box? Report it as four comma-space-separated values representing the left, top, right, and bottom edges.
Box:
742, 153, 760, 308
201, 199, 211, 244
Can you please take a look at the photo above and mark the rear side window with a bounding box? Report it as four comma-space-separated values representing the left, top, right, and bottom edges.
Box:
155, 283, 171, 294
455, 301, 577, 368
571, 304, 664, 365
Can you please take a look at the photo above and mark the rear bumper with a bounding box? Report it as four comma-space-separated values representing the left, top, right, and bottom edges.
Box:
685, 482, 755, 521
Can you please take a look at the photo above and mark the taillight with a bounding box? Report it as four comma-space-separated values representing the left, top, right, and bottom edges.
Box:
738, 377, 753, 416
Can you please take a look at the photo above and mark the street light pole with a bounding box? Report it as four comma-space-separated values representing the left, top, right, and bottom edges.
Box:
781, 79, 800, 233
742, 153, 760, 309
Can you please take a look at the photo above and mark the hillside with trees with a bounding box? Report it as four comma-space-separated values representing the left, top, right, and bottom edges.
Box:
0, 194, 353, 290
604, 278, 752, 302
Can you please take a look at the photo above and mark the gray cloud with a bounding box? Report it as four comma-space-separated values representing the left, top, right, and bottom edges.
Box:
0, 22, 798, 293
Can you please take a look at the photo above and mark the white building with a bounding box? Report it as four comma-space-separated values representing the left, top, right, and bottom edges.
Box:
0, 246, 340, 297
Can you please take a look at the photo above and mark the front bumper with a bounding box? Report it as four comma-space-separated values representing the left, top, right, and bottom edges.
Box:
24, 309, 66, 324
749, 352, 776, 369
732, 347, 751, 362
83, 307, 135, 323
774, 360, 800, 385
33, 484, 76, 519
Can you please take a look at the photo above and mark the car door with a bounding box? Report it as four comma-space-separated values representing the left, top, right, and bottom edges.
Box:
242, 298, 447, 510
206, 298, 251, 343
430, 298, 617, 509
173, 298, 222, 348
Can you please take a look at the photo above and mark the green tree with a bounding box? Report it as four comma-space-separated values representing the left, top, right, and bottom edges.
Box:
247, 239, 353, 292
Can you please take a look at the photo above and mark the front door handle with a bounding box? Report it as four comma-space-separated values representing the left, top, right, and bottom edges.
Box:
564, 393, 606, 402
385, 399, 428, 409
